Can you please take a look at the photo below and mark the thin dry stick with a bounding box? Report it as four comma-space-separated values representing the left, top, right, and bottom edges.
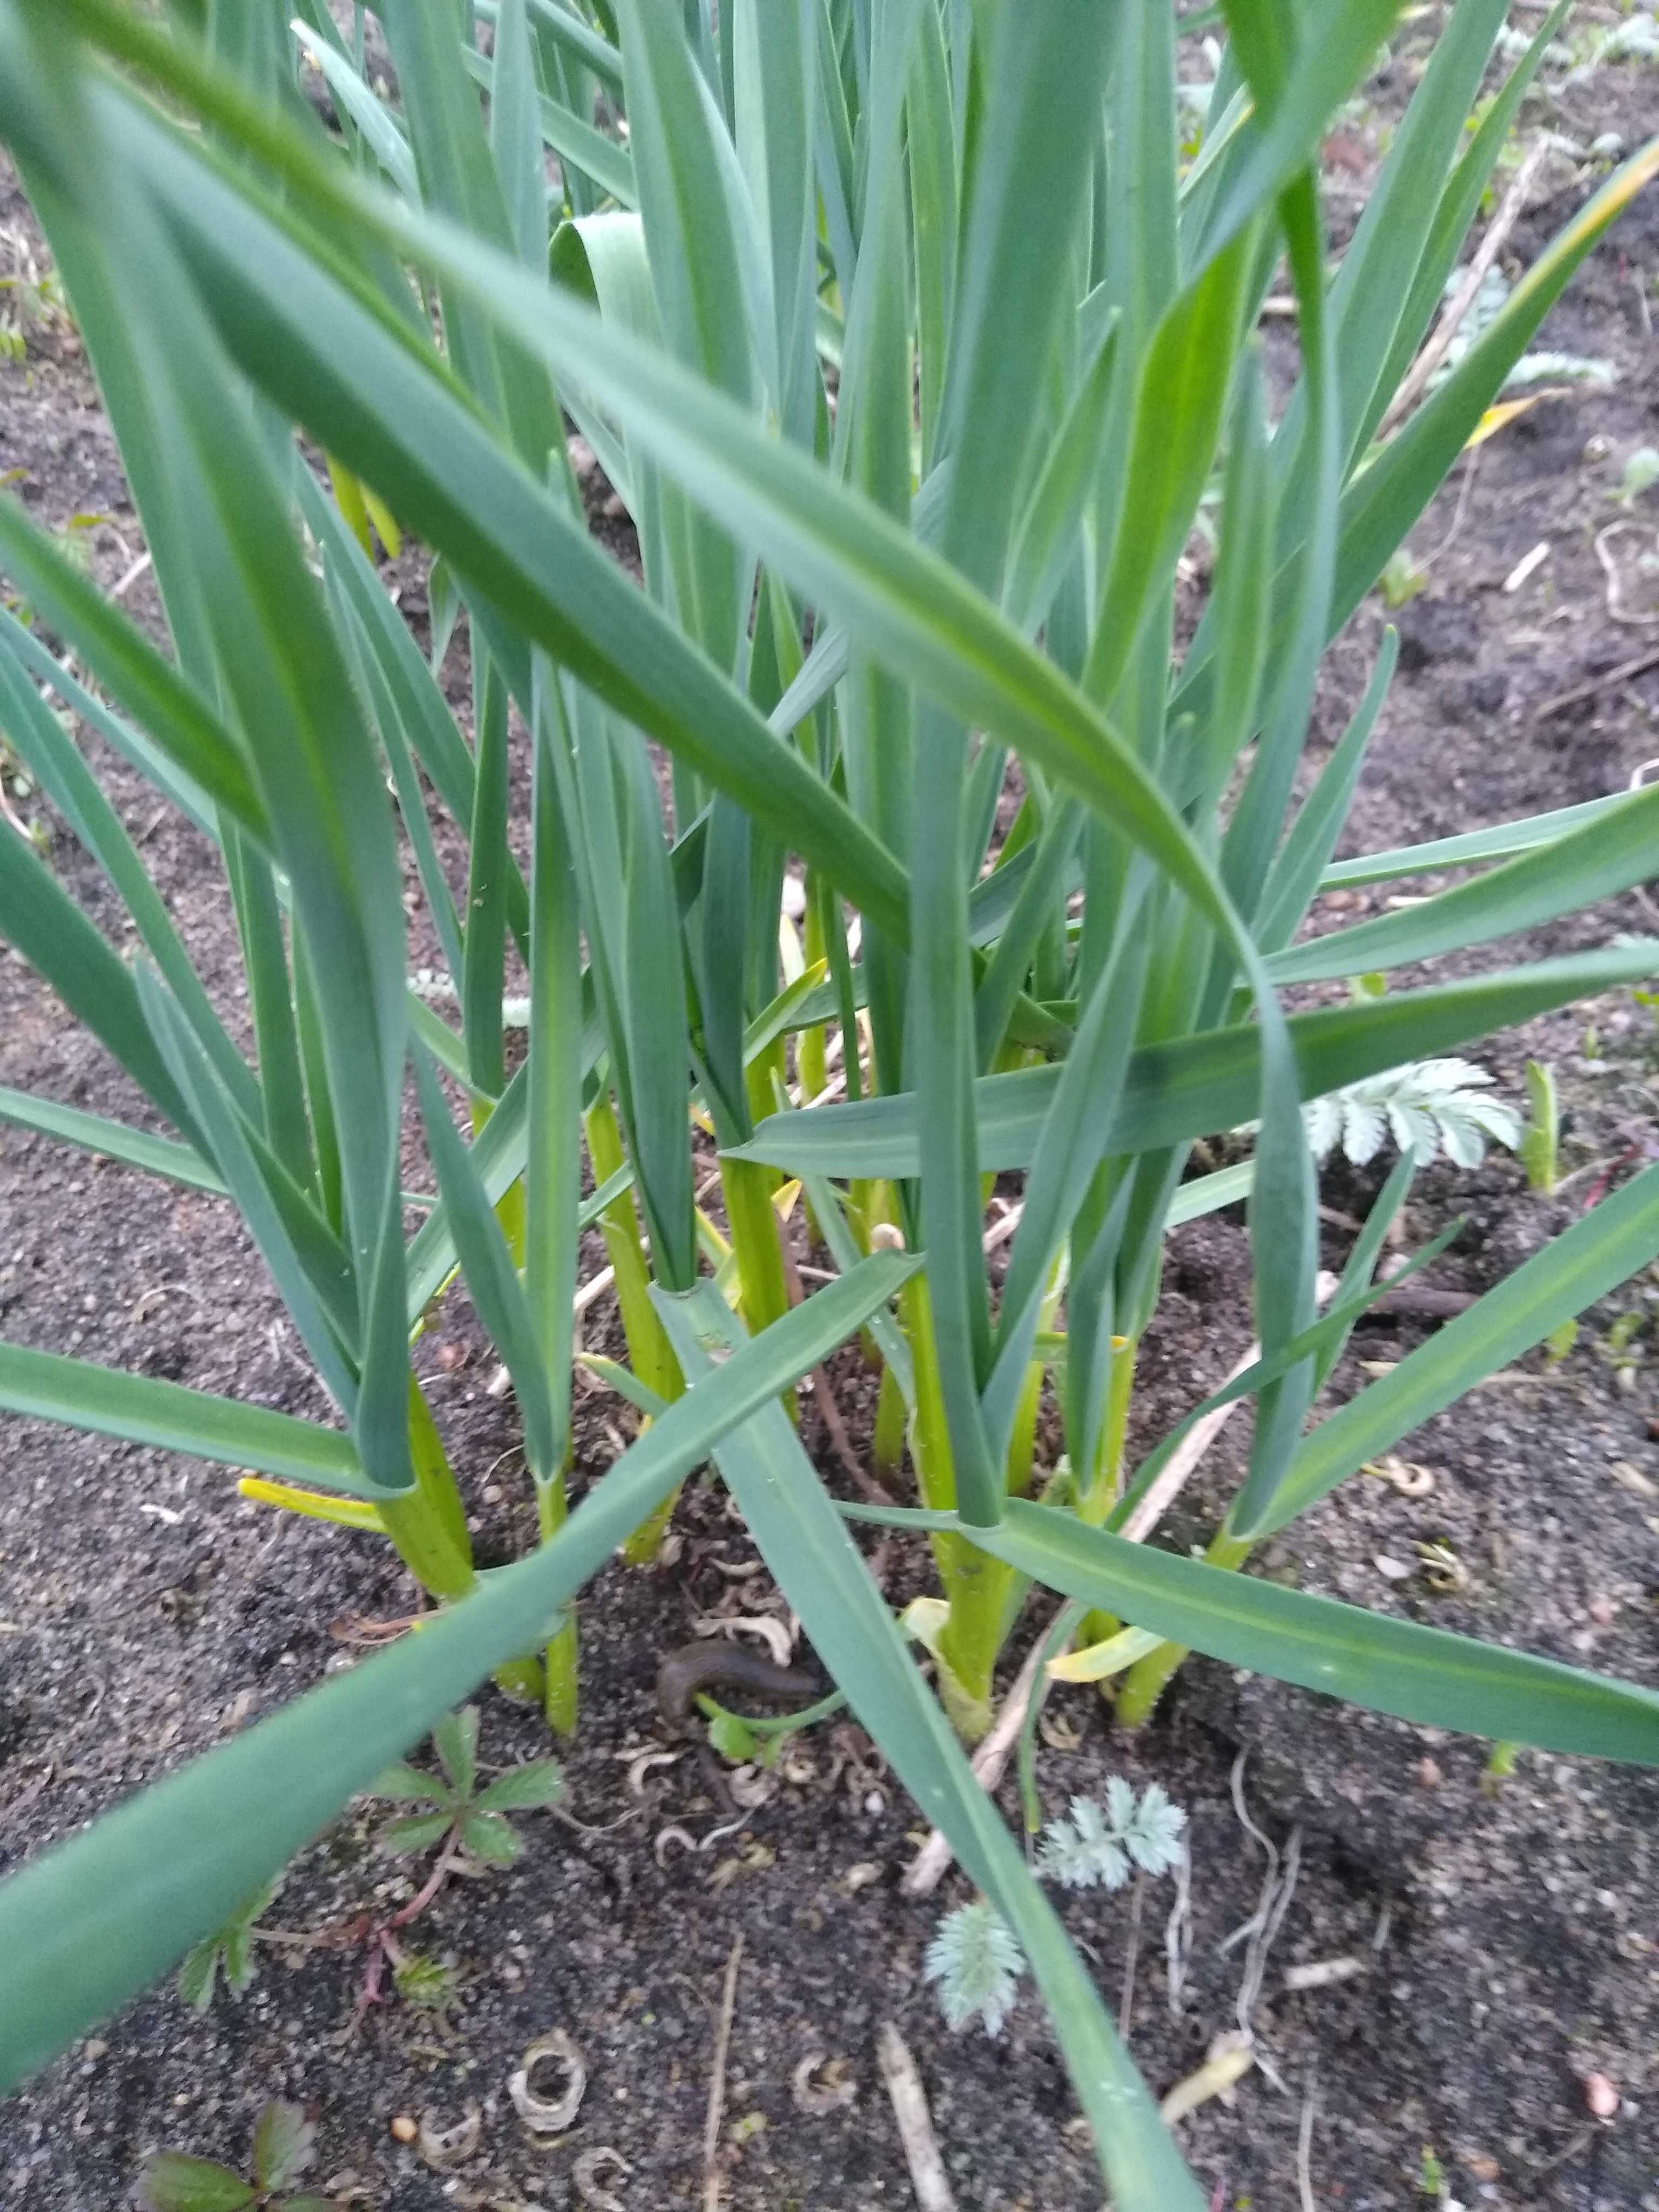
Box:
1530, 646, 1659, 721
900, 1627, 1055, 1897
1119, 1870, 1146, 2037
1164, 1844, 1193, 2015
898, 1352, 1257, 1897
876, 2022, 957, 2212
702, 1935, 743, 2212
1117, 1337, 1261, 1544
778, 1235, 894, 1503
1297, 2075, 1319, 2212
1380, 137, 1550, 435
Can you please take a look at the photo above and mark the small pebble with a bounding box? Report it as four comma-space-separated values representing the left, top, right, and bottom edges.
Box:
1415, 1758, 1443, 1790
1589, 1595, 1615, 1626
1584, 2073, 1620, 2121
389, 2114, 418, 2143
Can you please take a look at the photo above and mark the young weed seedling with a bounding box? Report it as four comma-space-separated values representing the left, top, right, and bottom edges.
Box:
138, 2100, 327, 2212
927, 1783, 1187, 2035
373, 1703, 565, 1871
339, 1704, 564, 2024
176, 1878, 281, 2013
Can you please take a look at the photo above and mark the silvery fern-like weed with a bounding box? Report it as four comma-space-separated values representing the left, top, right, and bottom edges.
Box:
925, 1902, 1027, 2038
1303, 1059, 1521, 1170
1038, 1782, 1188, 1892
932, 1786, 1188, 2034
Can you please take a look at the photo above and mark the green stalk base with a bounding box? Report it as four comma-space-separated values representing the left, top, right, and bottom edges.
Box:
1116, 1528, 1253, 1727
872, 1360, 907, 1480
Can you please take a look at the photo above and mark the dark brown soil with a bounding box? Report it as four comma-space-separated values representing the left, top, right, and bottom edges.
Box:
5, 30, 1659, 2212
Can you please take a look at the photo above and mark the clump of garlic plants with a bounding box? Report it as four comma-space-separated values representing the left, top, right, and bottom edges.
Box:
2, 8, 1659, 2207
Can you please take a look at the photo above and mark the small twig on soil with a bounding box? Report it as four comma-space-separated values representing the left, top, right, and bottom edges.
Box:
1120, 1870, 1146, 2038
702, 1934, 743, 2212
110, 549, 152, 601
1421, 439, 1482, 571
900, 1622, 1058, 1897
1364, 1284, 1475, 1320
901, 1283, 1347, 1897
876, 2022, 957, 2212
1165, 1845, 1193, 2016
1222, 1752, 1303, 2091
778, 1234, 894, 1503
1381, 138, 1550, 435
905, 1277, 1359, 1896
1117, 1337, 1260, 1545
1296, 2076, 1319, 2212
1533, 642, 1659, 723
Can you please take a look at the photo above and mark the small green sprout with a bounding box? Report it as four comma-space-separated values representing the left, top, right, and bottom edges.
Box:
138, 2099, 330, 2212
1616, 446, 1659, 505
1543, 1318, 1580, 1367
372, 1704, 564, 1868
1519, 1060, 1561, 1195
390, 1950, 460, 2012
1380, 547, 1430, 609
1481, 1741, 1520, 1797
1600, 1311, 1646, 1373
176, 1878, 281, 2013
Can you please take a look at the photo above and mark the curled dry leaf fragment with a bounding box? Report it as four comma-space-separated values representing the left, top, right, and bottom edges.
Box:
792, 2053, 858, 2115
1160, 2033, 1255, 2125
625, 1748, 683, 1795
687, 1611, 797, 1668
727, 1765, 778, 1811
510, 2029, 587, 2138
417, 2106, 482, 2169
572, 2146, 632, 2210
1366, 1454, 1437, 1499
1283, 1957, 1367, 1992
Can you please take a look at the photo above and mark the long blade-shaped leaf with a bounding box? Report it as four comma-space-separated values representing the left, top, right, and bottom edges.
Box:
656, 1287, 1205, 2212
1249, 1159, 1659, 1538
0, 1340, 368, 1491
970, 1496, 1659, 1765
736, 945, 1659, 1178
1270, 779, 1659, 986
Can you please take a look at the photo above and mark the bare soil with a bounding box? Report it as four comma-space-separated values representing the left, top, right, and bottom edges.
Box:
4, 32, 1659, 2212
